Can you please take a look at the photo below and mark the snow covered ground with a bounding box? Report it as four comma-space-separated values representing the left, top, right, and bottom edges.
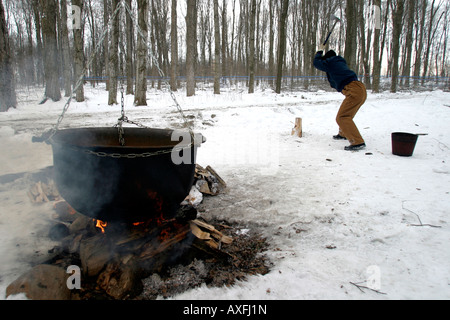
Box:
0, 83, 449, 300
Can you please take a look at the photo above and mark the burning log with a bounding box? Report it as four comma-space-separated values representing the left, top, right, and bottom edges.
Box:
79, 234, 113, 277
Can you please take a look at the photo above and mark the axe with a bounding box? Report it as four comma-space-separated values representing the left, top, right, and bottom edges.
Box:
322, 15, 341, 47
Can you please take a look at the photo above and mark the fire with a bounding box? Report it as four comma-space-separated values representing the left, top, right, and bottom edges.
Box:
94, 219, 107, 233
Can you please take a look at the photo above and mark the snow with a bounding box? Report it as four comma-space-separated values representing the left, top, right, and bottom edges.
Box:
0, 84, 449, 300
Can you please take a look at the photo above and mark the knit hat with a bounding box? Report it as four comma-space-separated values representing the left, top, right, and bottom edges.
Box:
323, 50, 337, 60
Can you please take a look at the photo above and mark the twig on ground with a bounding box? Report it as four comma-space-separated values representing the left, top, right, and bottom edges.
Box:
402, 201, 441, 228
349, 281, 387, 295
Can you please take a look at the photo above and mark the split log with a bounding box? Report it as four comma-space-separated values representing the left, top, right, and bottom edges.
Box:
190, 219, 232, 245
27, 180, 60, 203
194, 165, 226, 196
206, 166, 226, 188
291, 117, 303, 137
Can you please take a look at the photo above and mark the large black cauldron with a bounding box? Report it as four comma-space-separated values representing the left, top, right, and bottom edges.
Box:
50, 127, 202, 223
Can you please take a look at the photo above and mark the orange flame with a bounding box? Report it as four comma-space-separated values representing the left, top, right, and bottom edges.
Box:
94, 219, 107, 233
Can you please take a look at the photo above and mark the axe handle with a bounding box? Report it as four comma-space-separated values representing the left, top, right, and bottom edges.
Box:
322, 20, 340, 46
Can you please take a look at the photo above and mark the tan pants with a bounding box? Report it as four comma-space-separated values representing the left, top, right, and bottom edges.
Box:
337, 81, 367, 146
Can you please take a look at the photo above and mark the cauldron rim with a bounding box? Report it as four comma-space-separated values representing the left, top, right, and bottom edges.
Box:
50, 127, 192, 149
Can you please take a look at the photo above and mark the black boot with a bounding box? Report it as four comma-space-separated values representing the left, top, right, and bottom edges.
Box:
344, 143, 366, 151
333, 134, 347, 140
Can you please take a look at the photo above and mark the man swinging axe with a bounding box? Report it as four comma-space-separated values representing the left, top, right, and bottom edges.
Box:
313, 41, 367, 151
313, 49, 367, 151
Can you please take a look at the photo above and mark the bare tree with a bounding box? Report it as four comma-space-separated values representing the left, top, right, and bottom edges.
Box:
221, 0, 228, 84
60, 0, 72, 97
0, 0, 16, 111
372, 0, 390, 92
390, 0, 405, 93
125, 0, 134, 95
186, 0, 197, 97
344, 0, 357, 72
73, 0, 85, 102
414, 0, 428, 86
275, 0, 289, 94
248, 0, 256, 93
135, 0, 148, 106
104, 0, 110, 90
401, 0, 416, 87
108, 0, 119, 105
40, 0, 61, 102
170, 0, 178, 91
422, 0, 444, 85
213, 0, 221, 94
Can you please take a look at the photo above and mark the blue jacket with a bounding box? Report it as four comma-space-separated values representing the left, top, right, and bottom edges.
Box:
313, 52, 358, 92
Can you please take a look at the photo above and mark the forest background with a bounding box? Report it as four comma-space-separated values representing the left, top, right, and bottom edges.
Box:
0, 0, 449, 112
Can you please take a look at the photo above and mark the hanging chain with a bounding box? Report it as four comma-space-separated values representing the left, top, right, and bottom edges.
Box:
42, 0, 198, 159
121, 0, 195, 142
44, 3, 123, 143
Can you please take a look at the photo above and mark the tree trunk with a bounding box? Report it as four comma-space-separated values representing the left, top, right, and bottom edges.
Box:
268, 0, 275, 87
135, 0, 148, 106
60, 0, 72, 97
108, 0, 119, 105
104, 0, 110, 91
372, 0, 390, 93
413, 0, 427, 87
344, 0, 357, 72
221, 0, 228, 85
390, 0, 404, 93
402, 0, 416, 87
72, 0, 85, 102
41, 0, 61, 102
275, 0, 289, 94
358, 0, 371, 89
32, 0, 44, 86
126, 0, 134, 95
0, 0, 16, 111
422, 0, 443, 85
170, 0, 178, 91
186, 0, 197, 97
248, 0, 256, 94
213, 0, 221, 94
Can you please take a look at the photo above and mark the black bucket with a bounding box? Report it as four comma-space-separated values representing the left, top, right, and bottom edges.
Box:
392, 132, 418, 157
